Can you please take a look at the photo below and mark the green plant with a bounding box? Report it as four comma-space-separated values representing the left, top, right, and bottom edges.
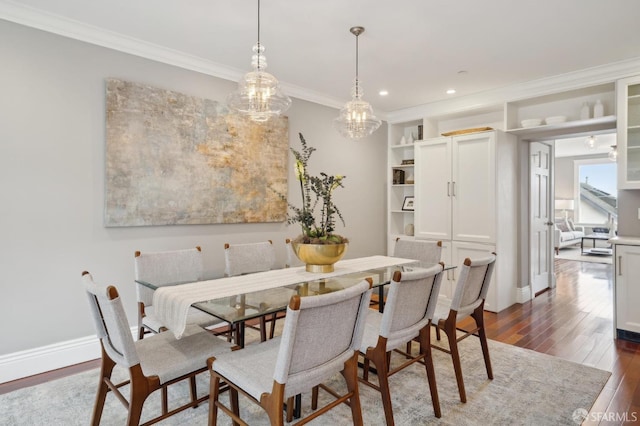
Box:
281, 133, 348, 245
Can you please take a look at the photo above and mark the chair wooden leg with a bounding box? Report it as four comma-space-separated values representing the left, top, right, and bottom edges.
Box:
435, 325, 441, 341
189, 376, 198, 407
259, 316, 267, 342
311, 386, 319, 410
367, 346, 394, 426
208, 375, 219, 426
419, 325, 441, 418
472, 306, 493, 379
127, 371, 153, 426
286, 396, 294, 422
442, 317, 466, 403
230, 388, 240, 426
91, 349, 116, 426
269, 313, 277, 339
342, 354, 364, 426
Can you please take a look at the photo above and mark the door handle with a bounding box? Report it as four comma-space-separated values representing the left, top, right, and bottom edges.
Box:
618, 256, 622, 276
447, 182, 450, 197
545, 221, 554, 226
452, 182, 456, 197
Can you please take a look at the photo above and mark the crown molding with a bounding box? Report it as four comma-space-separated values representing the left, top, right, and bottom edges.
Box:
0, 0, 356, 115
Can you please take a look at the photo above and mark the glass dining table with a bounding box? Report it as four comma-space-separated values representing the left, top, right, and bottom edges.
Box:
136, 257, 453, 348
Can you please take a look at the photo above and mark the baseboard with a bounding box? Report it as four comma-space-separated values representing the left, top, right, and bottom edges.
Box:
0, 327, 137, 384
516, 285, 531, 303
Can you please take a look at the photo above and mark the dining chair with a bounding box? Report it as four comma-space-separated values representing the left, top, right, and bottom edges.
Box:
393, 238, 443, 357
358, 264, 444, 424
431, 253, 497, 403
208, 278, 373, 426
224, 240, 278, 342
134, 246, 222, 340
82, 271, 232, 426
284, 238, 304, 268
394, 238, 442, 264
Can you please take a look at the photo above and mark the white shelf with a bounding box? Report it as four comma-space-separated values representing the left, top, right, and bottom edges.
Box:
391, 164, 414, 168
507, 115, 616, 136
390, 210, 414, 214
390, 143, 419, 150
391, 184, 414, 187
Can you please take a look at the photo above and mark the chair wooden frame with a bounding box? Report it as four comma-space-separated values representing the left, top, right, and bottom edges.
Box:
359, 266, 444, 424
83, 271, 231, 426
432, 254, 496, 403
208, 279, 373, 426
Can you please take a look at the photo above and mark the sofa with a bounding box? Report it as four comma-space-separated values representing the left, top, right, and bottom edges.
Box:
554, 218, 584, 254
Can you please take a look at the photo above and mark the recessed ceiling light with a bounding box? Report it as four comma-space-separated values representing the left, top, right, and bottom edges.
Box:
379, 90, 389, 96
446, 89, 456, 95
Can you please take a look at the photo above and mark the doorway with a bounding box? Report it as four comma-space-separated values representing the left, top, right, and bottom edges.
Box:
527, 132, 617, 299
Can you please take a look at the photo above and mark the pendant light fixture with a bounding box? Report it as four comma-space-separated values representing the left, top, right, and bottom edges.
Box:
333, 26, 382, 139
584, 135, 597, 150
608, 145, 618, 161
226, 0, 291, 122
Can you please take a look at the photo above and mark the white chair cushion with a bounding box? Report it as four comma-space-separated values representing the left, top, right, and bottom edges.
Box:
136, 324, 232, 384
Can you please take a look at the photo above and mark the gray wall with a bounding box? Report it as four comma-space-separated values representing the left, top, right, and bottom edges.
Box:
0, 21, 387, 354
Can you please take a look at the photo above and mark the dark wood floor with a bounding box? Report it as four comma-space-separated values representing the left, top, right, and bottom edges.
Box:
2, 258, 639, 424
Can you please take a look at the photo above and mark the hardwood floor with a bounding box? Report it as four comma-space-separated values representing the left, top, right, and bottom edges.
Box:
2, 258, 639, 424
458, 258, 640, 425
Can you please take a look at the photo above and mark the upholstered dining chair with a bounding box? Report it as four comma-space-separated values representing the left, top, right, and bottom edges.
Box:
358, 264, 444, 424
82, 271, 232, 426
208, 278, 373, 426
224, 240, 278, 342
134, 247, 222, 340
431, 254, 497, 403
284, 238, 304, 268
394, 238, 442, 264
393, 238, 443, 355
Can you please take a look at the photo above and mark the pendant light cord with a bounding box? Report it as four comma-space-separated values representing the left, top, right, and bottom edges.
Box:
355, 32, 359, 97
257, 0, 261, 70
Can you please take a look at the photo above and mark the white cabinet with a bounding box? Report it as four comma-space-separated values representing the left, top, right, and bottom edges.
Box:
614, 244, 640, 339
413, 130, 518, 313
616, 76, 640, 189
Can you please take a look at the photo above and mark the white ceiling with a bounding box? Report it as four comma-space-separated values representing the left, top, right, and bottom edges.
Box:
3, 0, 640, 114
555, 133, 616, 158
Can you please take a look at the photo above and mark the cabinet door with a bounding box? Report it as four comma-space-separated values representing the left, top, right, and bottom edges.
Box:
615, 245, 640, 334
451, 132, 496, 244
414, 138, 451, 240
616, 75, 640, 189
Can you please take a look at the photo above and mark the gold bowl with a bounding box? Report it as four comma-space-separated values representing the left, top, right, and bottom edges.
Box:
291, 242, 348, 273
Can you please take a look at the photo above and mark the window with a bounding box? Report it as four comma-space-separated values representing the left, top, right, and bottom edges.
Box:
575, 159, 617, 224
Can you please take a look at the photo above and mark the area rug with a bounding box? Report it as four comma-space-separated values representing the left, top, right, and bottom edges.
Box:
556, 247, 612, 265
0, 332, 610, 426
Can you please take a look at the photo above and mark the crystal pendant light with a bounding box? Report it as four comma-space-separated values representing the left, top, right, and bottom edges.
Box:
226, 0, 291, 122
333, 27, 382, 139
608, 145, 618, 161
584, 135, 597, 150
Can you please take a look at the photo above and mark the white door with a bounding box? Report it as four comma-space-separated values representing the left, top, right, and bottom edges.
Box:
451, 241, 497, 311
530, 142, 553, 295
414, 138, 451, 241
615, 245, 640, 334
451, 132, 496, 244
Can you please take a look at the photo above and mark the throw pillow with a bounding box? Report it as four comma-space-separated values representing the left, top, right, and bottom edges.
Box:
555, 219, 570, 232
567, 219, 575, 231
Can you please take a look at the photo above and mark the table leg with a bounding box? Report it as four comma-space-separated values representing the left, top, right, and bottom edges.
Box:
234, 321, 246, 348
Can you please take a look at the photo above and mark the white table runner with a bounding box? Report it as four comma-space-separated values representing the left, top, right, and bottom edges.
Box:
153, 255, 415, 338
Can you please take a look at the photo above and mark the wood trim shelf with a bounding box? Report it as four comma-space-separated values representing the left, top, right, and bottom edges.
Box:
506, 115, 616, 136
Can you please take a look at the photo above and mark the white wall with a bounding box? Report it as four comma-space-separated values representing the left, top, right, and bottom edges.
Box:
0, 20, 387, 360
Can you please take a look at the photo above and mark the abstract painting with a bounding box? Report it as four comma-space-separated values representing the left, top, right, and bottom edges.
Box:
105, 79, 288, 226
